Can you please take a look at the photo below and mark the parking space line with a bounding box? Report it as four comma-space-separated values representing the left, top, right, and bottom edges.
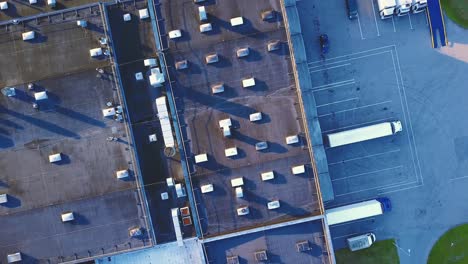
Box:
391, 16, 396, 32
322, 116, 396, 133
357, 14, 365, 40
317, 97, 358, 108
309, 50, 391, 69
309, 63, 351, 73
378, 183, 423, 194
449, 175, 468, 181
311, 79, 355, 90
311, 81, 355, 93
336, 178, 408, 197
328, 149, 400, 166
408, 13, 414, 30
370, 0, 381, 36
307, 45, 394, 64
332, 165, 403, 182
318, 100, 391, 118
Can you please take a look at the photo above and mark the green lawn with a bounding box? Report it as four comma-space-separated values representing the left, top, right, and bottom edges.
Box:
441, 0, 468, 28
428, 224, 468, 264
335, 239, 399, 264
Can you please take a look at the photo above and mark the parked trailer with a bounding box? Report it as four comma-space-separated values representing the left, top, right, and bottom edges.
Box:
325, 121, 402, 148
326, 198, 392, 225
377, 0, 397, 19
411, 0, 427, 13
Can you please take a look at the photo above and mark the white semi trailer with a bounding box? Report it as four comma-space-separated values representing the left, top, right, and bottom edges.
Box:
326, 198, 392, 226
326, 121, 402, 148
411, 0, 427, 13
376, 0, 396, 19
395, 0, 412, 16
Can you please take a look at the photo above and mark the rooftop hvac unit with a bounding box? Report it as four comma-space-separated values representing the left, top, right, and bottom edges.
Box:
160, 192, 169, 200
201, 184, 214, 193
166, 177, 175, 187
7, 253, 21, 263
261, 9, 276, 21
237, 206, 249, 216
29, 0, 37, 3
261, 171, 274, 181
102, 107, 116, 117
182, 216, 192, 226
0, 1, 8, 10
116, 169, 129, 179
48, 153, 62, 163
193, 0, 205, 2
22, 31, 35, 41
180, 206, 190, 217
175, 60, 188, 70
175, 183, 186, 198
292, 165, 305, 175
230, 17, 244, 26
47, 0, 56, 6
135, 72, 144, 81
194, 153, 208, 163
123, 13, 131, 21
168, 29, 182, 39
255, 141, 268, 151
149, 72, 165, 87
236, 47, 249, 58
219, 118, 232, 128
267, 40, 281, 51
254, 250, 268, 261
198, 6, 207, 21
230, 177, 244, 187
225, 147, 238, 157
223, 126, 231, 137
0, 194, 8, 204
249, 112, 262, 122
2, 87, 16, 97
205, 53, 219, 64
226, 256, 239, 264
286, 135, 299, 144
267, 200, 280, 210
34, 91, 48, 101
211, 83, 224, 94
199, 23, 212, 33
89, 47, 103, 57
235, 187, 243, 198
148, 134, 157, 142
144, 58, 157, 67
139, 8, 149, 19
242, 77, 255, 88
77, 20, 87, 27
61, 211, 74, 222
296, 240, 311, 252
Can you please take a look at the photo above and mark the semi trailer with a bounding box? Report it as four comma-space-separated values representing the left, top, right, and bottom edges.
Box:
411, 0, 427, 13
326, 198, 392, 225
325, 121, 402, 148
376, 0, 396, 19
395, 0, 412, 16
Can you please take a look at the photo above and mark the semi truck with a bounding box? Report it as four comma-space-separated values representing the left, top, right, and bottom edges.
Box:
325, 121, 402, 148
347, 233, 376, 251
376, 0, 396, 19
411, 0, 427, 13
395, 0, 412, 16
326, 197, 392, 225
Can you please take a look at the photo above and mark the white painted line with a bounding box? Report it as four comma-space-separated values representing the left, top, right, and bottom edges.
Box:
328, 149, 400, 166
309, 50, 391, 69
309, 63, 351, 73
322, 116, 396, 133
307, 45, 395, 64
332, 165, 403, 182
378, 183, 423, 195
357, 14, 365, 40
318, 100, 391, 118
311, 79, 355, 90
408, 12, 414, 30
317, 97, 358, 108
370, 0, 381, 36
335, 178, 408, 197
391, 16, 396, 32
449, 175, 468, 181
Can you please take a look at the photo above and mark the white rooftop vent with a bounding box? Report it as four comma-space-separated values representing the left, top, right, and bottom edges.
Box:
7, 253, 21, 263
237, 206, 249, 216
47, 0, 56, 6
235, 187, 243, 198
89, 47, 103, 57
198, 6, 207, 21
236, 47, 249, 58
231, 177, 244, 187
116, 169, 129, 179
22, 31, 35, 41
123, 13, 131, 22
149, 72, 165, 87
242, 77, 255, 88
102, 107, 116, 117
199, 23, 212, 33
261, 171, 274, 181
0, 194, 7, 204
267, 40, 281, 51
286, 135, 299, 145
249, 112, 262, 122
139, 8, 149, 19
166, 178, 175, 187
0, 1, 8, 10
169, 29, 182, 39
223, 126, 231, 137
175, 60, 188, 70
135, 72, 144, 81
76, 20, 87, 27
61, 211, 74, 222
34, 91, 48, 101
255, 141, 268, 151
194, 153, 208, 163
230, 16, 244, 26
267, 200, 280, 210
148, 134, 157, 142
29, 0, 37, 3
205, 53, 219, 64
211, 83, 224, 94
296, 240, 311, 252
144, 58, 157, 67
201, 184, 214, 193
219, 118, 232, 128
161, 192, 169, 200
175, 183, 187, 198
292, 165, 305, 175
48, 153, 62, 163
225, 147, 238, 157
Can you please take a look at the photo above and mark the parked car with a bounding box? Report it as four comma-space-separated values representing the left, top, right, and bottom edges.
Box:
346, 0, 358, 19
320, 34, 329, 54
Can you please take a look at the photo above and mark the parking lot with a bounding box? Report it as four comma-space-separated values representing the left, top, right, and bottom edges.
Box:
157, 0, 323, 238
295, 0, 468, 262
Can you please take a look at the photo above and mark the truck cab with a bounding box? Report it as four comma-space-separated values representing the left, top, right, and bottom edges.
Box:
411, 0, 427, 13
377, 0, 396, 19
395, 0, 412, 16
347, 233, 376, 251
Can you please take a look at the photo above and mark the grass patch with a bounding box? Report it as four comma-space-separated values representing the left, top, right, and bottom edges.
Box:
441, 0, 468, 28
428, 224, 468, 264
335, 239, 399, 264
